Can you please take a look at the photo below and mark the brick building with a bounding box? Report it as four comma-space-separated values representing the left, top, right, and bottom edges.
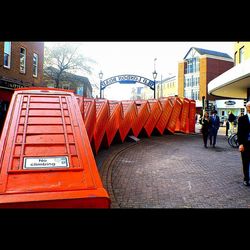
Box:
161, 75, 177, 98
178, 47, 234, 114
43, 66, 93, 98
0, 42, 44, 131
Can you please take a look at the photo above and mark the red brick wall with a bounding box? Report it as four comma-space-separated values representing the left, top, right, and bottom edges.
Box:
199, 57, 234, 100
206, 58, 233, 100
206, 57, 234, 83
0, 42, 44, 85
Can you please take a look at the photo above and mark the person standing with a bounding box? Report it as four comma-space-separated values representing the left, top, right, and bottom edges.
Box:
228, 111, 236, 135
200, 111, 210, 148
237, 101, 250, 186
225, 118, 229, 137
209, 110, 220, 148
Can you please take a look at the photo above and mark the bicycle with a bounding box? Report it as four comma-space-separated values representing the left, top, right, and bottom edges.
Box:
227, 132, 239, 148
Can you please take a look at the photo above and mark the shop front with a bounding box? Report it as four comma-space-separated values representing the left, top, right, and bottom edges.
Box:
0, 77, 30, 133
215, 99, 245, 125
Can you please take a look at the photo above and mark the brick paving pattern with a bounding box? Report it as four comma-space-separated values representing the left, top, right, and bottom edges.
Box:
96, 131, 250, 208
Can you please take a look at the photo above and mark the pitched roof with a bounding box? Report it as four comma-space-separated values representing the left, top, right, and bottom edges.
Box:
184, 47, 233, 60
44, 66, 92, 90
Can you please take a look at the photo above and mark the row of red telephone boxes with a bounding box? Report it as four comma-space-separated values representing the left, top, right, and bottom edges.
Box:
0, 88, 195, 208
77, 95, 196, 155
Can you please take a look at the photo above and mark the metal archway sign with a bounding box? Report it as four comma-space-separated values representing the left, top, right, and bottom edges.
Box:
100, 74, 156, 98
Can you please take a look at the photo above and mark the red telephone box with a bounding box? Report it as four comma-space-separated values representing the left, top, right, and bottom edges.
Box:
143, 99, 162, 137
155, 98, 173, 135
131, 100, 150, 138
83, 97, 96, 142
179, 98, 190, 134
119, 101, 137, 142
104, 100, 122, 148
75, 95, 96, 142
91, 99, 109, 155
0, 88, 110, 208
189, 99, 196, 133
167, 97, 183, 134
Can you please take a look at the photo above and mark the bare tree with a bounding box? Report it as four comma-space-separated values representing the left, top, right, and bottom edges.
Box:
44, 42, 96, 88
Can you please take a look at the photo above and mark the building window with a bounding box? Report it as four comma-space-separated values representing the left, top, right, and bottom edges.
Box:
20, 47, 26, 73
3, 42, 11, 68
196, 58, 200, 72
33, 53, 38, 77
184, 88, 192, 99
194, 89, 199, 100
77, 86, 84, 96
186, 57, 199, 74
193, 58, 197, 72
239, 46, 244, 63
187, 59, 193, 74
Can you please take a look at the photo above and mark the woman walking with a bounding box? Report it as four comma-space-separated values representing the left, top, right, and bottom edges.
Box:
200, 111, 210, 148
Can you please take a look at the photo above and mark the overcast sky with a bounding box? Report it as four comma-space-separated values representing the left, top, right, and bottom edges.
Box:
45, 41, 235, 100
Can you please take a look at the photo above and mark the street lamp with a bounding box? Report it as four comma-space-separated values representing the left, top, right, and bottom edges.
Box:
152, 69, 157, 99
99, 70, 103, 98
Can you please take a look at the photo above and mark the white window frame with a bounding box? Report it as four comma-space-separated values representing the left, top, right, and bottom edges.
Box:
33, 53, 38, 77
20, 47, 26, 74
3, 42, 11, 69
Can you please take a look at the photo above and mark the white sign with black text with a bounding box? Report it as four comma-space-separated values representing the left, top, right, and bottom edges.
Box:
23, 156, 69, 169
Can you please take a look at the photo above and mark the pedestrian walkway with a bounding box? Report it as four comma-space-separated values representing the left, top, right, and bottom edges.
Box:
95, 131, 250, 208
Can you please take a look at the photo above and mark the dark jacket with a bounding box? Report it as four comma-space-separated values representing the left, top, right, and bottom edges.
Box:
209, 115, 220, 130
200, 118, 210, 134
237, 114, 250, 148
228, 113, 236, 122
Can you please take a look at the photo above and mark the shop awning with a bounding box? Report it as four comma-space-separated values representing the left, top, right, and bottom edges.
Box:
0, 76, 30, 89
208, 59, 250, 99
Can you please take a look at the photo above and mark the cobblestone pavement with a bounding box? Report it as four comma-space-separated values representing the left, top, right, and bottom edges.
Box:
96, 130, 250, 208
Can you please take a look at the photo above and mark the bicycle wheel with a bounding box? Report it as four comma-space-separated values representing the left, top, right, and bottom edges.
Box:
227, 134, 233, 147
231, 133, 239, 148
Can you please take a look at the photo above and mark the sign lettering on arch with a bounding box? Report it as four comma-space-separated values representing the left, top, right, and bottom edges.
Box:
100, 74, 155, 90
